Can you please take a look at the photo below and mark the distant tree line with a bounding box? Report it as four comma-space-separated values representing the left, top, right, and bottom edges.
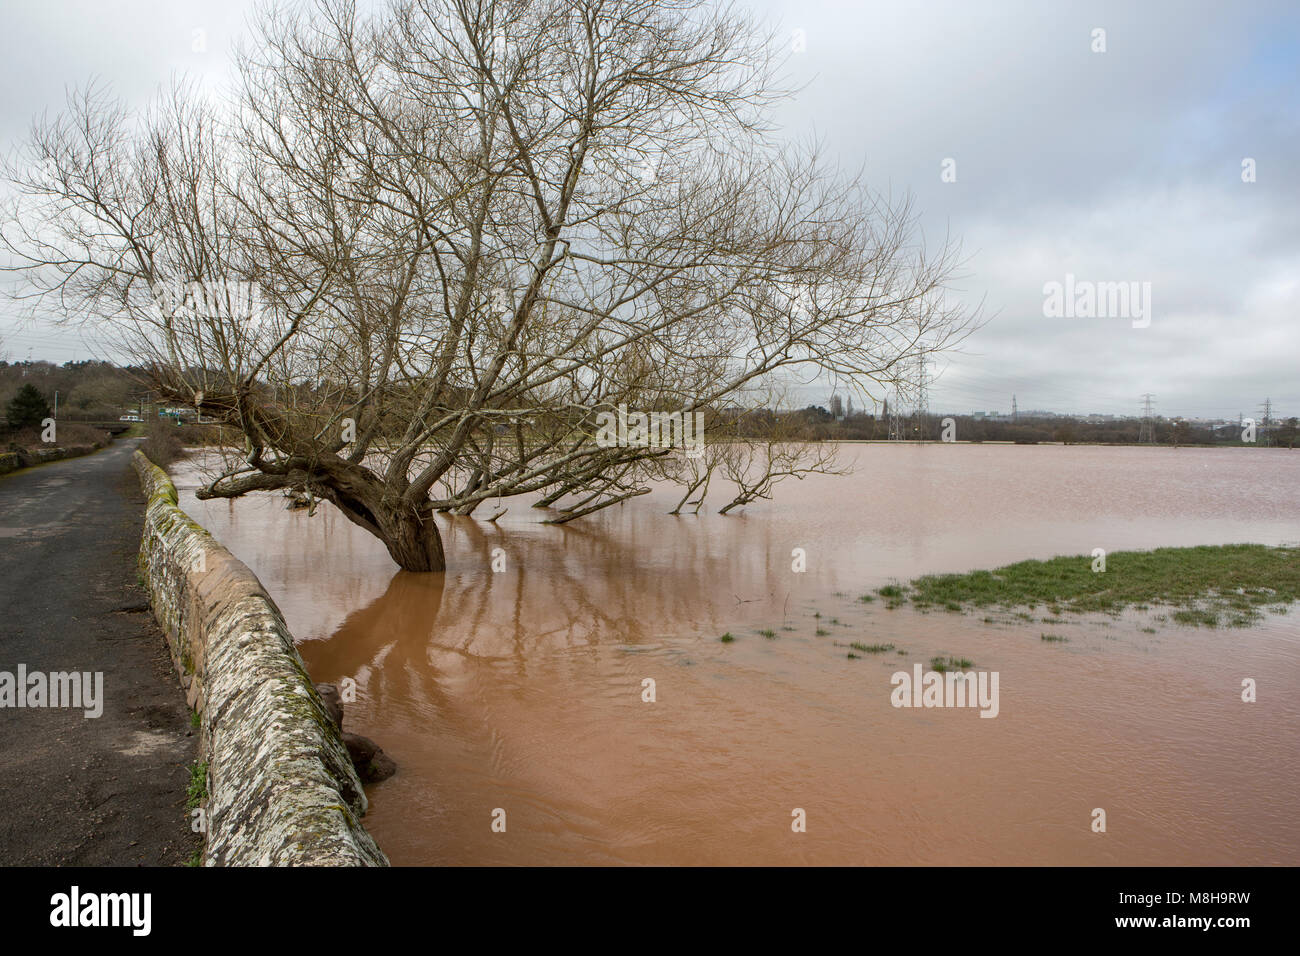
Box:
4, 360, 1295, 451
0, 360, 145, 425
751, 407, 1300, 448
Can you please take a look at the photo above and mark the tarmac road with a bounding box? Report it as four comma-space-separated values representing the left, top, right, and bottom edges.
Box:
0, 439, 199, 865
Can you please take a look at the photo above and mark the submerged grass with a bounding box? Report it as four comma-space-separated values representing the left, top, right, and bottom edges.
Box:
850, 641, 896, 653
882, 544, 1300, 628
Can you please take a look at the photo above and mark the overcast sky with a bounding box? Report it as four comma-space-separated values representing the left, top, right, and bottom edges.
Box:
2, 0, 1296, 419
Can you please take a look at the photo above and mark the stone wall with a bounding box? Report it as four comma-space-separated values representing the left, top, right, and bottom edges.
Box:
132, 451, 388, 866
0, 442, 105, 476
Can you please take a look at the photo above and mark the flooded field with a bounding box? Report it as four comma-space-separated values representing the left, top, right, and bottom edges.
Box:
175, 444, 1300, 865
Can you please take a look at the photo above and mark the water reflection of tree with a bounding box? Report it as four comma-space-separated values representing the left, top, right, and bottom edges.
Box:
302, 509, 785, 706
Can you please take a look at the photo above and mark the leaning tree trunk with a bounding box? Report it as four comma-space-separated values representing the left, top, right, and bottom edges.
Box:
377, 504, 447, 572
326, 483, 447, 572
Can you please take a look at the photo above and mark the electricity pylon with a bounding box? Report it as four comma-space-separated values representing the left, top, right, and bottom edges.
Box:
1258, 397, 1273, 447
912, 353, 930, 439
1138, 393, 1157, 443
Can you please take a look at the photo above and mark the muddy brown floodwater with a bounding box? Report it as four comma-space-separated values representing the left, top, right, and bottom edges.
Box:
175, 444, 1300, 865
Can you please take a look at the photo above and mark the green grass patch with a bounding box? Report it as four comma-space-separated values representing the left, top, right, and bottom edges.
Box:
719, 632, 735, 643
1040, 633, 1069, 642
929, 656, 973, 672
186, 760, 208, 810
757, 628, 776, 639
900, 544, 1300, 628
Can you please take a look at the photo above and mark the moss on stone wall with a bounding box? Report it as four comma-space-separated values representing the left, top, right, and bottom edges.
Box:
131, 450, 387, 867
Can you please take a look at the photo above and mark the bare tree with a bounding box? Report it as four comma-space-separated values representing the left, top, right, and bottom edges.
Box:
2, 0, 973, 571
